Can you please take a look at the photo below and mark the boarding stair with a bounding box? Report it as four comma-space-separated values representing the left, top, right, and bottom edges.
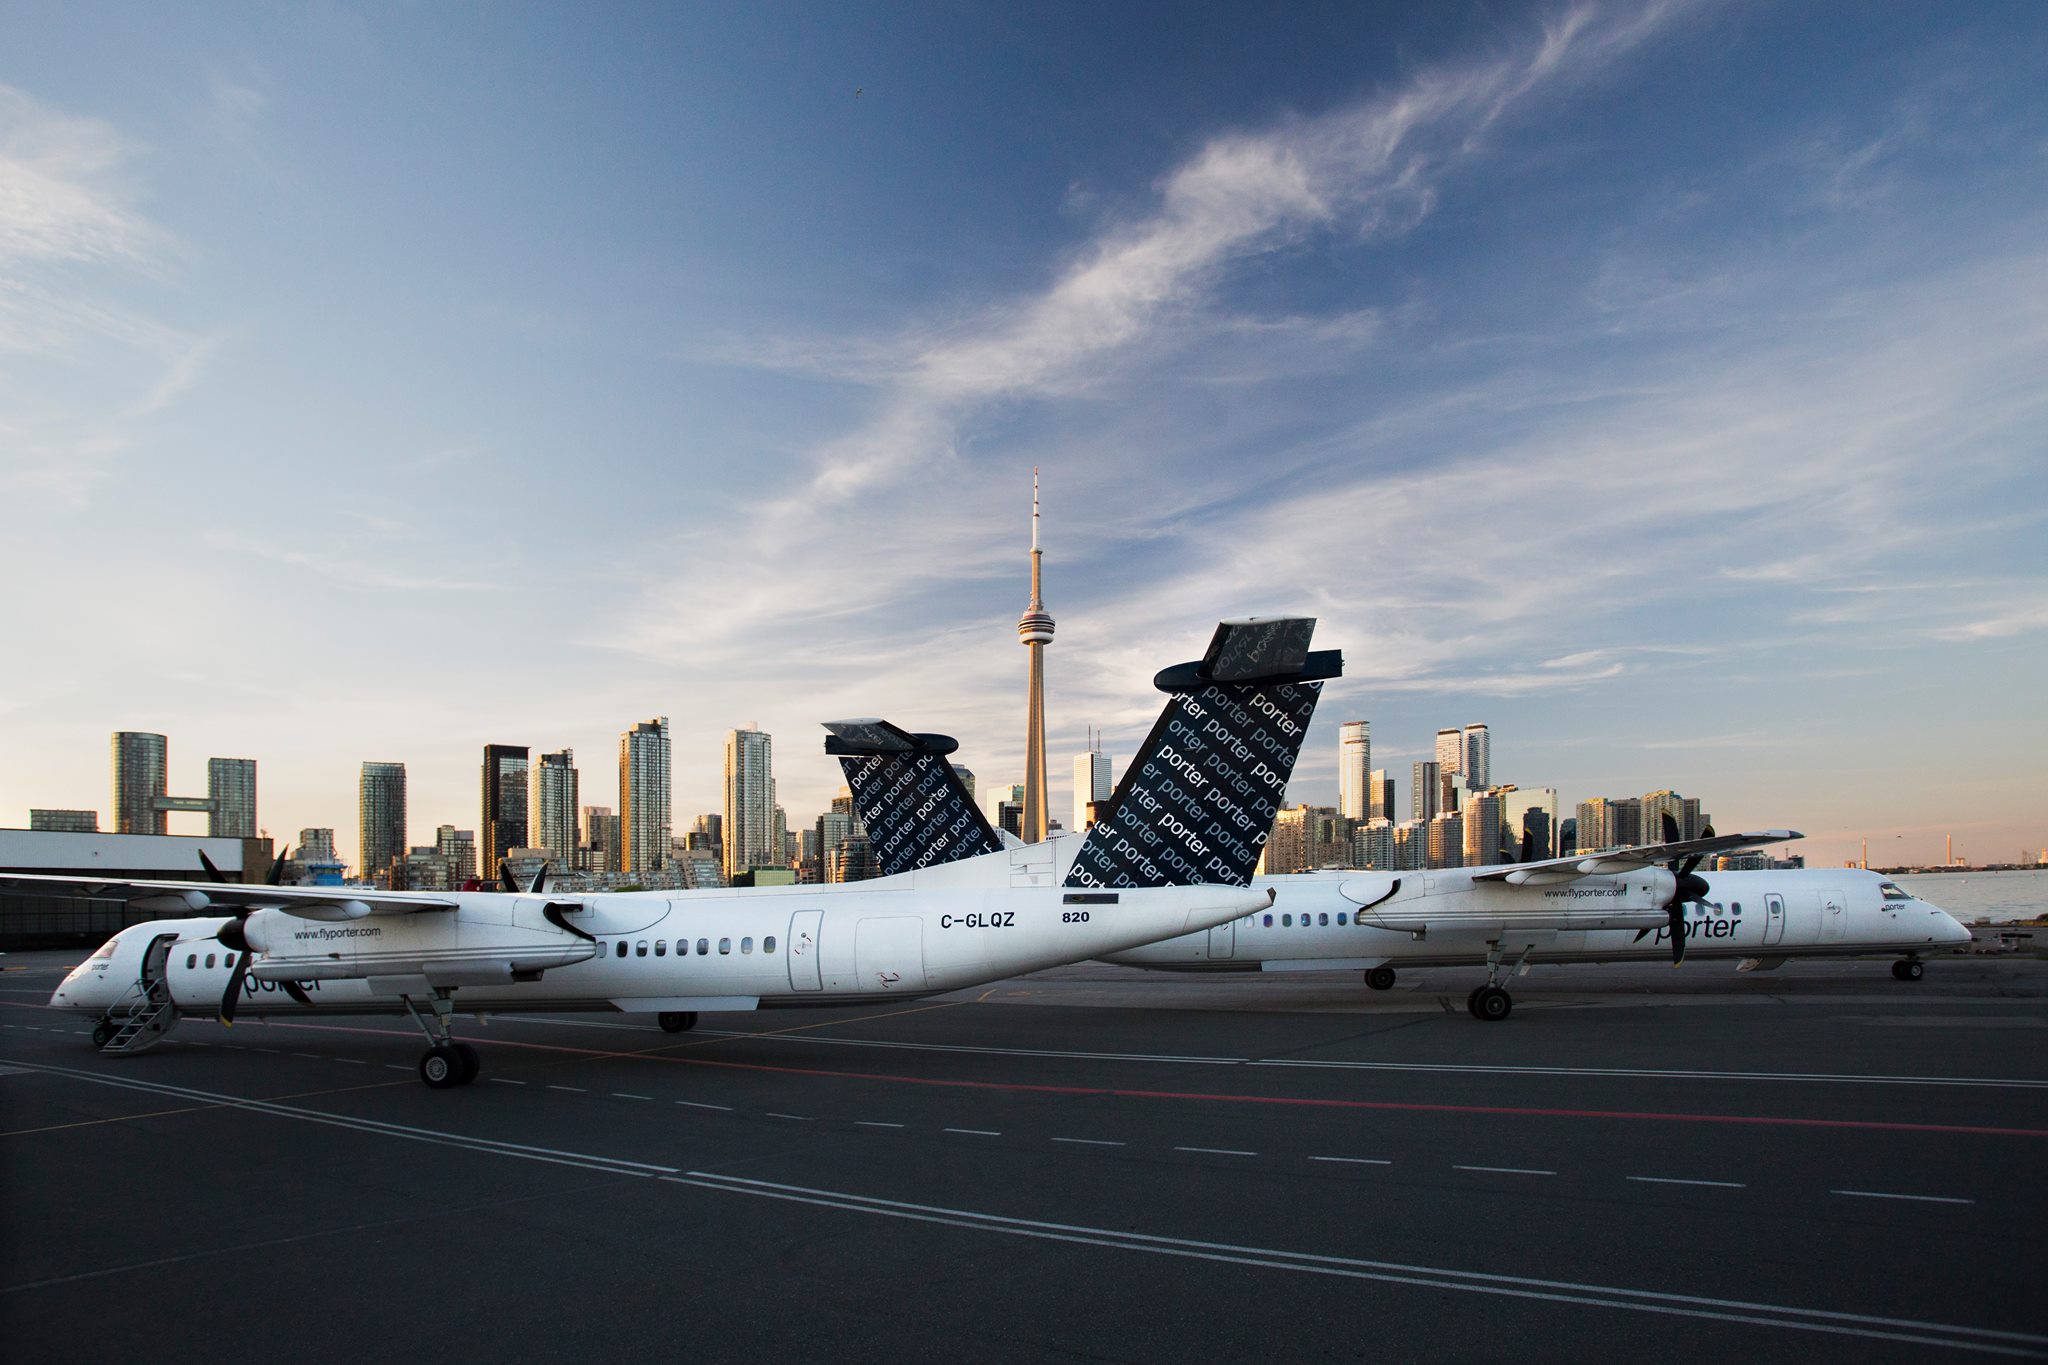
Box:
96, 977, 179, 1055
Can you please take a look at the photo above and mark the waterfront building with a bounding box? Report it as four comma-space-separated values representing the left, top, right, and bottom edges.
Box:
29, 810, 98, 833
532, 750, 579, 872
1016, 471, 1056, 843
1462, 723, 1491, 790
111, 731, 168, 835
951, 764, 977, 804
1499, 786, 1560, 861
206, 758, 257, 839
1558, 816, 1577, 857
827, 835, 878, 883
358, 762, 406, 881
618, 718, 672, 877
1337, 721, 1371, 821
297, 828, 337, 864
724, 725, 777, 880
1435, 728, 1464, 787
479, 745, 529, 879
1356, 817, 1396, 869
1427, 812, 1464, 869
1462, 791, 1504, 867
581, 806, 622, 874
435, 825, 478, 886
1412, 761, 1441, 823
1368, 769, 1395, 823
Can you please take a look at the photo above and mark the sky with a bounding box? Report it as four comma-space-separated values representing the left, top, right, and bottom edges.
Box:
2, 0, 2044, 872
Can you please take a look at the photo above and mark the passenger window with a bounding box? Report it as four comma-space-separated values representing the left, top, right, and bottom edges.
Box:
764, 935, 777, 953
741, 937, 753, 954
205, 953, 216, 968
1337, 913, 1348, 926
697, 938, 709, 956
655, 940, 667, 956
636, 940, 648, 957
1732, 902, 1742, 914
616, 941, 628, 958
224, 953, 235, 967
1319, 913, 1329, 926
187, 954, 196, 969
1263, 914, 1273, 927
718, 937, 732, 955
1282, 914, 1292, 927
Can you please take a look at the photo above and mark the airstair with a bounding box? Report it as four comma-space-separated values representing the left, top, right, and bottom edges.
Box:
94, 933, 181, 1055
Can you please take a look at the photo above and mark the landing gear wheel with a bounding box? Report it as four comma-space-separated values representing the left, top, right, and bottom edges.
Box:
452, 1042, 481, 1084
1892, 959, 1924, 982
1364, 966, 1397, 991
657, 1011, 698, 1034
1469, 985, 1513, 1021
420, 1044, 464, 1089
91, 1019, 114, 1049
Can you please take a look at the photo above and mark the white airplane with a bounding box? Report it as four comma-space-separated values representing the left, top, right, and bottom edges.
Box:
26, 617, 1336, 1085
827, 732, 1974, 1022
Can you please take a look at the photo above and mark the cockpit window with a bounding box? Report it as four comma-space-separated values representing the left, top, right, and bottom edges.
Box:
89, 938, 118, 962
1878, 882, 1911, 901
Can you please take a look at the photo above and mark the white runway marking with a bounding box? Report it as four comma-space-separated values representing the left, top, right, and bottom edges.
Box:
856, 1121, 904, 1129
1834, 1189, 1975, 1205
8, 1061, 2048, 1357
1456, 1165, 1555, 1176
1629, 1176, 1745, 1189
1052, 1137, 1124, 1147
490, 1078, 526, 1086
547, 1085, 587, 1093
1311, 1156, 1392, 1166
766, 1112, 812, 1121
613, 1093, 653, 1101
332, 1058, 367, 1065
385, 1065, 413, 1072
945, 1128, 1000, 1136
1176, 1146, 1255, 1157
675, 1100, 730, 1111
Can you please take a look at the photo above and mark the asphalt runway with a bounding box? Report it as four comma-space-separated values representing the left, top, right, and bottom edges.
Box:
3, 950, 2045, 1364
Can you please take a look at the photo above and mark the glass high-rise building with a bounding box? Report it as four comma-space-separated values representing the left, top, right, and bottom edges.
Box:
481, 744, 530, 877
111, 731, 167, 835
1462, 723, 1491, 790
1073, 748, 1113, 832
619, 718, 671, 876
1368, 769, 1395, 822
532, 750, 579, 871
724, 725, 777, 880
436, 825, 478, 885
582, 805, 622, 874
207, 757, 257, 838
30, 809, 99, 832
1337, 721, 1371, 821
1434, 728, 1463, 786
1411, 760, 1441, 824
359, 762, 407, 880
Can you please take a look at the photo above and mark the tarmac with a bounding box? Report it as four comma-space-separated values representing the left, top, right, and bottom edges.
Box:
3, 949, 2045, 1363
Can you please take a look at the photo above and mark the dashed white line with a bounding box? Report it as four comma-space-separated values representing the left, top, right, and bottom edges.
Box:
1455, 1165, 1555, 1176
945, 1128, 1000, 1137
767, 1112, 812, 1121
675, 1100, 731, 1111
490, 1078, 527, 1086
1311, 1156, 1393, 1166
547, 1085, 587, 1093
1833, 1189, 1975, 1205
1629, 1176, 1746, 1189
612, 1092, 653, 1101
385, 1065, 413, 1072
856, 1121, 904, 1129
1176, 1146, 1256, 1157
1052, 1137, 1125, 1147
292, 1052, 323, 1059
333, 1058, 366, 1065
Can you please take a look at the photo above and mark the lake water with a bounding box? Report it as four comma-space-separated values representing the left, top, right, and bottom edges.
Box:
1894, 867, 2048, 923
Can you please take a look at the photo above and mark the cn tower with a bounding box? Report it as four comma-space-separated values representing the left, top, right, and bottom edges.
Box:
1017, 469, 1055, 842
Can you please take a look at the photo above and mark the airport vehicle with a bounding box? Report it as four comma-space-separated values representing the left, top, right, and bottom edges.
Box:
27, 618, 1335, 1084
827, 735, 1973, 1021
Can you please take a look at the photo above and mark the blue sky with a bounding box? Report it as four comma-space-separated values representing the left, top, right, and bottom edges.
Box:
3, 1, 2044, 871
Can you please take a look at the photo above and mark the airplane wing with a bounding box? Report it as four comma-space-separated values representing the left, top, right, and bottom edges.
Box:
1468, 830, 1802, 886
0, 872, 456, 918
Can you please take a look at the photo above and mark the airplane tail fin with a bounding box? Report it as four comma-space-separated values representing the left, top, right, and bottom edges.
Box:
1065, 617, 1340, 889
823, 720, 1004, 876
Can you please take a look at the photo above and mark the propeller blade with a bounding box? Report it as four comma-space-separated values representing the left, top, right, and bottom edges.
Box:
1668, 901, 1687, 966
198, 851, 228, 884
1518, 829, 1534, 863
268, 846, 292, 886
280, 980, 313, 1007
1660, 811, 1680, 846
221, 949, 251, 1022
528, 863, 548, 894
499, 862, 519, 893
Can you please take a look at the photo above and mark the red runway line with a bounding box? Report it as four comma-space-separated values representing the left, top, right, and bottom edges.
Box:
183, 1017, 2048, 1140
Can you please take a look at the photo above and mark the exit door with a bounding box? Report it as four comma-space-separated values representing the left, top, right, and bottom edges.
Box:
1762, 895, 1785, 947
1207, 918, 1236, 960
787, 910, 823, 991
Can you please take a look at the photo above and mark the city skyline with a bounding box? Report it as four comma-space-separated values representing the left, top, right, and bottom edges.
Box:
2, 4, 2043, 870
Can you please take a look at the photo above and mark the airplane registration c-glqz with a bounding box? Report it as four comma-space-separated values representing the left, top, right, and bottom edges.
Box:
30, 617, 1340, 1087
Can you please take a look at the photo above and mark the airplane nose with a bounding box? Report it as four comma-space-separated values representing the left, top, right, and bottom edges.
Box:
1941, 914, 1973, 945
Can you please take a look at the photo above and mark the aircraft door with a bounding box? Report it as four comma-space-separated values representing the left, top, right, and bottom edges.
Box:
1762, 894, 1786, 947
1207, 918, 1236, 960
140, 933, 177, 989
787, 910, 823, 991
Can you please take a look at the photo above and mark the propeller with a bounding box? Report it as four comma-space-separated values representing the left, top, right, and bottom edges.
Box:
498, 859, 551, 894
201, 846, 311, 1021
1658, 814, 1714, 966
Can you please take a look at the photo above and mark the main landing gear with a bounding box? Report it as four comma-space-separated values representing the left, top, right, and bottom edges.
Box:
657, 1011, 699, 1033
402, 988, 480, 1089
1364, 967, 1397, 992
1892, 958, 1926, 982
1466, 941, 1533, 1022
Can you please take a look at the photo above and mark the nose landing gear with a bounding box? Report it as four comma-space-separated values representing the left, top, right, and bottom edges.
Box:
657, 1011, 699, 1033
1363, 967, 1397, 992
1891, 958, 1925, 982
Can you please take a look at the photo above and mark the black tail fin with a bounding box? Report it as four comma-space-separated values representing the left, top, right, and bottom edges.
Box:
1065, 617, 1340, 889
823, 719, 1004, 876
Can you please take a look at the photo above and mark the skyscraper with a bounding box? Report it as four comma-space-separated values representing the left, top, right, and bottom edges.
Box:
1368, 769, 1395, 822
111, 731, 167, 835
358, 761, 406, 880
1412, 760, 1441, 823
582, 805, 622, 874
207, 757, 257, 838
1462, 723, 1491, 790
619, 718, 671, 877
1435, 728, 1463, 787
724, 725, 776, 880
533, 749, 579, 871
1016, 470, 1055, 843
1074, 739, 1113, 833
481, 744, 530, 877
435, 825, 478, 886
1337, 721, 1371, 820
